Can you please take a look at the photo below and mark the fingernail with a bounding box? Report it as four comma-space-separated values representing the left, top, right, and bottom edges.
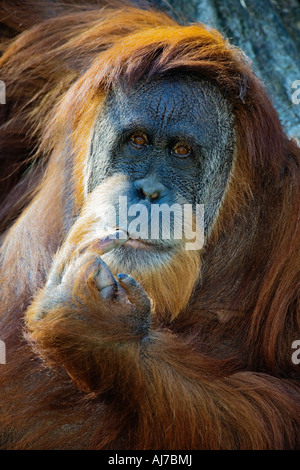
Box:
117, 273, 127, 281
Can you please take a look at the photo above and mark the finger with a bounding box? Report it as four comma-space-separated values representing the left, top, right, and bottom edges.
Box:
63, 252, 98, 286
93, 258, 117, 300
46, 248, 77, 288
79, 230, 129, 256
117, 274, 151, 316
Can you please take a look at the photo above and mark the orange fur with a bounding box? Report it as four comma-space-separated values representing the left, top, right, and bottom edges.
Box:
0, 1, 299, 450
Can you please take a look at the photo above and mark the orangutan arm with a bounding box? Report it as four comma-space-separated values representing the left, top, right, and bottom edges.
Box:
25, 240, 300, 450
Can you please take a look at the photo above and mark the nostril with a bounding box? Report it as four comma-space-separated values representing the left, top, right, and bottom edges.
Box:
149, 191, 159, 200
141, 188, 160, 201
134, 178, 164, 202
138, 187, 145, 198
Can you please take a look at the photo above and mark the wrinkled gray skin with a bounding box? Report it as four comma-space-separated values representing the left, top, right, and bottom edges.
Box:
31, 75, 237, 321
88, 75, 235, 269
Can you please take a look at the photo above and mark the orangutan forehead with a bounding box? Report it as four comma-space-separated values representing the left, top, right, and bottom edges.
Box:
106, 75, 234, 147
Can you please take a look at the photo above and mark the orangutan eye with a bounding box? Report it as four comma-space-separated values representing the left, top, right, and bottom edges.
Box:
130, 133, 148, 148
172, 142, 192, 158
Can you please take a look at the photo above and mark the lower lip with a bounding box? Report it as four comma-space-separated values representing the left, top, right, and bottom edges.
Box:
124, 239, 153, 250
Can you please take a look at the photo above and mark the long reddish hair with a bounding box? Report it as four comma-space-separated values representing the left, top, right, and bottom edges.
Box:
0, 2, 299, 449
